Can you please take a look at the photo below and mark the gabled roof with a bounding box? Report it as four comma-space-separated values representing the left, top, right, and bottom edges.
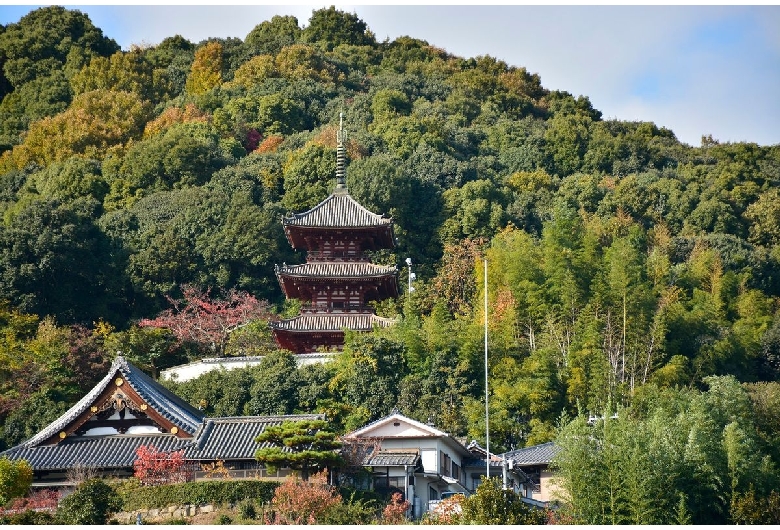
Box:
22, 356, 203, 447
345, 411, 448, 440
271, 313, 397, 333
502, 442, 560, 466
282, 191, 392, 229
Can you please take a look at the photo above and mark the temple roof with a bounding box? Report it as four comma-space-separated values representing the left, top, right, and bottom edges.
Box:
282, 190, 392, 229
187, 415, 324, 461
22, 356, 204, 448
2, 415, 327, 471
1, 355, 328, 471
276, 262, 397, 279
271, 313, 397, 332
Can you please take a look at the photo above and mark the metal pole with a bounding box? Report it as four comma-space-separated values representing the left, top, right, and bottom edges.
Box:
484, 258, 489, 480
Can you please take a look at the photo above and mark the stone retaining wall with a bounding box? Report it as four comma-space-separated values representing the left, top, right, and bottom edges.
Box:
113, 503, 216, 523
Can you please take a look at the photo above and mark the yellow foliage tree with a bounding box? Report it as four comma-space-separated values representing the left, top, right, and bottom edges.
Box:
185, 41, 223, 95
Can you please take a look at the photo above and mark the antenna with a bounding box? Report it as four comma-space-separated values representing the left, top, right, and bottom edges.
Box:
336, 112, 347, 191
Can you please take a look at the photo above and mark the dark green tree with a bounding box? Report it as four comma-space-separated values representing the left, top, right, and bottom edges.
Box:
255, 419, 343, 480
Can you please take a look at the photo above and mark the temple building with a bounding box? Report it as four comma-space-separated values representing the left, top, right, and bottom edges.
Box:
271, 115, 399, 354
1, 356, 321, 486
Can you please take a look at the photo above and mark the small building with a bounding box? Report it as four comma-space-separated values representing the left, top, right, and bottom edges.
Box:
501, 441, 561, 506
1, 356, 322, 487
271, 114, 399, 354
342, 411, 513, 518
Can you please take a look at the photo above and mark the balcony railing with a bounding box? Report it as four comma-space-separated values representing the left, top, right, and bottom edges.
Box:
307, 250, 370, 262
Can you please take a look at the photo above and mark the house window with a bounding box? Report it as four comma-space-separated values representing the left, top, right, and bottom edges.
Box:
452, 462, 460, 481
440, 452, 451, 476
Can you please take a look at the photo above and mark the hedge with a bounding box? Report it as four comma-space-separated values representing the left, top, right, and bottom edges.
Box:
118, 479, 280, 510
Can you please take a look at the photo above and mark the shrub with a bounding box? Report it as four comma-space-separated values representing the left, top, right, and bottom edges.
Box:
264, 471, 341, 524
118, 479, 279, 510
56, 479, 122, 525
460, 477, 547, 525
238, 499, 257, 520
382, 491, 411, 524
216, 514, 233, 525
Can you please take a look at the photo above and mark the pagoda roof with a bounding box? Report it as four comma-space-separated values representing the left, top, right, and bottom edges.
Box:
282, 190, 392, 229
21, 356, 204, 448
272, 313, 397, 333
276, 262, 397, 279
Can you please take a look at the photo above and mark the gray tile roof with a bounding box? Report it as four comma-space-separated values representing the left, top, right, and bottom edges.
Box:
364, 450, 420, 467
502, 442, 560, 466
3, 434, 191, 470
276, 262, 397, 278
2, 415, 328, 471
187, 415, 325, 461
283, 191, 392, 228
271, 313, 397, 332
22, 356, 204, 447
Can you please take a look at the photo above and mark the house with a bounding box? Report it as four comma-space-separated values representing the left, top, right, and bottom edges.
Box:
501, 441, 561, 507
342, 411, 518, 518
1, 355, 322, 487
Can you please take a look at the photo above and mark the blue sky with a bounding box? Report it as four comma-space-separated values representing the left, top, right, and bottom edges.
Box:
1, 3, 779, 147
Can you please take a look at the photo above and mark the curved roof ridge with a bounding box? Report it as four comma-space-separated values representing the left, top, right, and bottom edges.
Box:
282, 192, 391, 228
23, 355, 204, 447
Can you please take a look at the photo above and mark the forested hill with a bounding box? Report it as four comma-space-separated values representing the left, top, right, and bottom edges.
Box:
1, 5, 780, 489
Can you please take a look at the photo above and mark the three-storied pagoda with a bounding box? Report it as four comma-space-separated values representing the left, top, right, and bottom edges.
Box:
271, 115, 399, 354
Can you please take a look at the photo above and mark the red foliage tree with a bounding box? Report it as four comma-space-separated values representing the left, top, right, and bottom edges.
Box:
133, 445, 188, 486
264, 471, 342, 524
138, 284, 272, 357
382, 491, 411, 524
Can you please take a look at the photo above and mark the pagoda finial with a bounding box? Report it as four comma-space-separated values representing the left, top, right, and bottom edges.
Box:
335, 112, 347, 193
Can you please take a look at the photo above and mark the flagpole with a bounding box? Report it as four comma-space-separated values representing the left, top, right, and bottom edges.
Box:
484, 258, 489, 480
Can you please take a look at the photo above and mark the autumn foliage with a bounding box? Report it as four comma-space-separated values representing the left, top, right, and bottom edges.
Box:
264, 471, 341, 524
133, 445, 188, 486
382, 491, 411, 524
138, 284, 271, 357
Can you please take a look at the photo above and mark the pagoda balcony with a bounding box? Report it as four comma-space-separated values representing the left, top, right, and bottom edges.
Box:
300, 302, 374, 314
306, 250, 371, 262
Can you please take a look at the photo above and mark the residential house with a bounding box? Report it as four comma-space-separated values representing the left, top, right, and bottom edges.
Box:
342, 411, 514, 518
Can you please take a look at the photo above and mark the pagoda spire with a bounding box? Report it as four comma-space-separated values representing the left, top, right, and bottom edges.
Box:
335, 112, 347, 193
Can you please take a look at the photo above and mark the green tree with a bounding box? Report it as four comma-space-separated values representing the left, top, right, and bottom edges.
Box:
55, 478, 121, 525
0, 457, 32, 505
460, 477, 546, 524
255, 419, 343, 480
245, 15, 302, 56
302, 7, 375, 51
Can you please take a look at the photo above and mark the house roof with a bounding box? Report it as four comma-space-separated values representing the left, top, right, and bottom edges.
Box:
502, 442, 560, 466
271, 313, 397, 332
344, 412, 449, 440
22, 356, 204, 447
282, 191, 392, 229
363, 449, 420, 467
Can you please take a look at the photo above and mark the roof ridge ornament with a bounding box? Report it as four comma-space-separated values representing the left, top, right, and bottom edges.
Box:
335, 111, 347, 194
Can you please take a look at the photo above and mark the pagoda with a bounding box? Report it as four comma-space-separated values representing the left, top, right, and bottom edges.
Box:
271, 115, 399, 354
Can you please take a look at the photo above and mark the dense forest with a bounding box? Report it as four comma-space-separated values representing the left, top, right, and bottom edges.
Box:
1, 6, 780, 523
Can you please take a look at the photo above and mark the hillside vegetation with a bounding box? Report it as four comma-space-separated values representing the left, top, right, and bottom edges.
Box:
1, 7, 780, 523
